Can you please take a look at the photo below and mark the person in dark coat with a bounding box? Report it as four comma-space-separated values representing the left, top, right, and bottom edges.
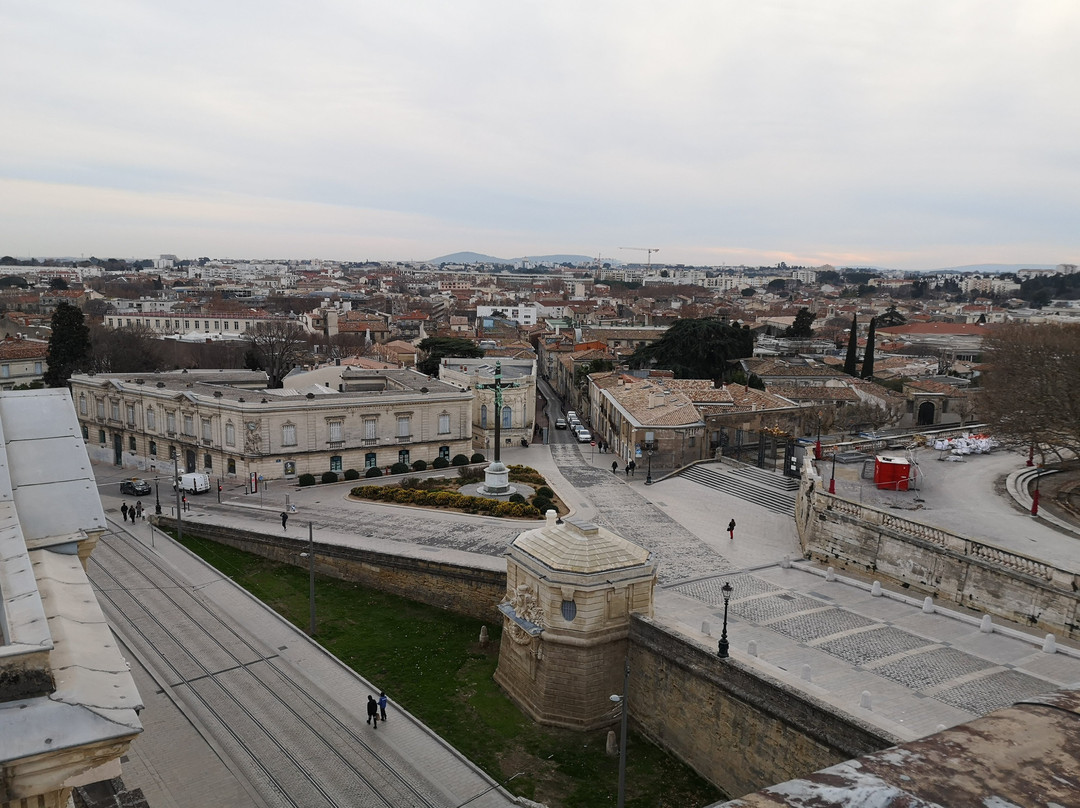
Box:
728, 519, 736, 540
281, 511, 288, 530
121, 502, 129, 522
366, 695, 379, 728
611, 460, 618, 474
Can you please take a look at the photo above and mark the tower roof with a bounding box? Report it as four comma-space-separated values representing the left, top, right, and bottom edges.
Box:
512, 515, 651, 575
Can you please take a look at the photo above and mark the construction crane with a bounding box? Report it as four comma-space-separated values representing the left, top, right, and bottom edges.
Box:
619, 247, 660, 269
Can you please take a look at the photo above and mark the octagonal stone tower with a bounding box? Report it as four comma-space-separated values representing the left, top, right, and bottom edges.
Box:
494, 511, 656, 730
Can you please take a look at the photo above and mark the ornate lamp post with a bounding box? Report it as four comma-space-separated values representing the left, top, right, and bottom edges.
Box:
1031, 469, 1041, 517
154, 477, 161, 516
609, 658, 631, 808
829, 450, 837, 495
644, 446, 654, 485
814, 411, 823, 461
717, 581, 733, 658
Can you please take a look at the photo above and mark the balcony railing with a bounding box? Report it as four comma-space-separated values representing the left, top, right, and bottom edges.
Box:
396, 434, 412, 442
361, 438, 378, 446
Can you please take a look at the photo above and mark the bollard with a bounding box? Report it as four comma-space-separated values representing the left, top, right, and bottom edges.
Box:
479, 626, 489, 647
702, 621, 711, 636
922, 596, 934, 614
781, 555, 791, 569
801, 664, 812, 682
747, 640, 758, 657
860, 691, 872, 710
980, 615, 993, 633
605, 729, 618, 757
871, 581, 882, 597
826, 567, 835, 582
1042, 634, 1057, 654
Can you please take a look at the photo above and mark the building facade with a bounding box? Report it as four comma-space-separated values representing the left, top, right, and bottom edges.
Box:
438, 358, 537, 452
69, 368, 474, 481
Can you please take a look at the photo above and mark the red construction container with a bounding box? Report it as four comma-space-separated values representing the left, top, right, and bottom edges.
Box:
874, 455, 910, 491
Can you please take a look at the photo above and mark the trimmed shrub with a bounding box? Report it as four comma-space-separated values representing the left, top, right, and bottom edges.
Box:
321, 471, 339, 484
412, 459, 428, 472
508, 493, 526, 504
470, 452, 485, 463
532, 496, 553, 514
536, 486, 554, 498
451, 454, 470, 466
432, 457, 450, 469
390, 462, 410, 475
298, 473, 317, 487
400, 477, 423, 489
365, 466, 383, 478
343, 468, 360, 481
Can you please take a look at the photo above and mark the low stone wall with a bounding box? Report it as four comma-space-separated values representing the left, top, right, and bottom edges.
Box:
628, 617, 893, 799
156, 518, 507, 622
795, 474, 1080, 640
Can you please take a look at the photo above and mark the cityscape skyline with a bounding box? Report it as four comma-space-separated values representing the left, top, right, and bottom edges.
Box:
3, 2, 1079, 271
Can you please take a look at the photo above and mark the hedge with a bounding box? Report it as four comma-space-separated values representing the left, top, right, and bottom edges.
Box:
365, 467, 383, 478
321, 471, 339, 484
344, 468, 361, 481
390, 462, 410, 475
298, 473, 317, 487
349, 485, 541, 519
432, 457, 450, 469
412, 459, 428, 471
470, 452, 486, 463
451, 454, 470, 466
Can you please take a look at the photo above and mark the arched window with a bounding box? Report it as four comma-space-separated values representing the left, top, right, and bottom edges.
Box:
502, 405, 512, 429
480, 404, 488, 428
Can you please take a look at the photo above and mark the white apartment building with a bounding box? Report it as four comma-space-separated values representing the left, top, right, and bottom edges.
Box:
476, 304, 540, 327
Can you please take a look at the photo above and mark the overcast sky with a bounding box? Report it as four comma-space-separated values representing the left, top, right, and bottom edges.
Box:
2, 1, 1078, 269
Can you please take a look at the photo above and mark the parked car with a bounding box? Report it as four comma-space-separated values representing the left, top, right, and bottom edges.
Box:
566, 411, 578, 420
576, 429, 592, 443
119, 478, 152, 496
555, 418, 567, 429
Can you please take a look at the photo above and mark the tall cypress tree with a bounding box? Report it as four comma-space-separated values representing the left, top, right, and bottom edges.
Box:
843, 314, 859, 377
44, 302, 91, 387
861, 317, 876, 379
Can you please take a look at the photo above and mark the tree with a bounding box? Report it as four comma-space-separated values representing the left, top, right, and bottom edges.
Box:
878, 306, 906, 327
980, 322, 1080, 461
785, 308, 815, 339
628, 317, 753, 380
861, 317, 876, 379
245, 321, 310, 388
88, 323, 167, 374
48, 277, 69, 290
843, 315, 859, 377
44, 302, 91, 387
416, 337, 484, 376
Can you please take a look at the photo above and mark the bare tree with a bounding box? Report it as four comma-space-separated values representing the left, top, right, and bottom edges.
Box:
88, 323, 167, 373
980, 322, 1080, 459
245, 321, 310, 388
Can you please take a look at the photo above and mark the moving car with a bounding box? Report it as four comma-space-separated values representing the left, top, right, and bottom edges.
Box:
555, 418, 567, 429
174, 472, 211, 494
119, 478, 152, 496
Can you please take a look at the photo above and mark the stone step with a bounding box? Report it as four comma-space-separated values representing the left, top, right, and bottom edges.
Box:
727, 463, 801, 491
679, 466, 796, 515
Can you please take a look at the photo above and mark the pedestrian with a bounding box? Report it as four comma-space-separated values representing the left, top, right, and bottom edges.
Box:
378, 691, 388, 722
121, 502, 129, 522
625, 463, 630, 477
135, 501, 143, 520
281, 511, 289, 530
611, 460, 618, 474
728, 518, 736, 540
366, 695, 379, 728
629, 460, 636, 477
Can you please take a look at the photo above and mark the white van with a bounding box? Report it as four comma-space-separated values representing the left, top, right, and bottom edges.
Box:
175, 472, 211, 494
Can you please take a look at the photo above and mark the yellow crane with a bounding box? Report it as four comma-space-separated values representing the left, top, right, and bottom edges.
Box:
619, 247, 660, 269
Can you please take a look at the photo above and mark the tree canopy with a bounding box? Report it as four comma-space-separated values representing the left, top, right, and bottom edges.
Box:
417, 337, 484, 376
44, 302, 91, 387
244, 321, 310, 388
843, 315, 859, 376
628, 317, 753, 380
784, 308, 815, 339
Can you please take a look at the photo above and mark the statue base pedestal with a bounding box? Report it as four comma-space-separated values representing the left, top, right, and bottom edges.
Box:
478, 461, 516, 497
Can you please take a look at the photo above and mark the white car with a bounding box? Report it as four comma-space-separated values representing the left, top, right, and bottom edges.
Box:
555, 418, 567, 429
576, 429, 592, 443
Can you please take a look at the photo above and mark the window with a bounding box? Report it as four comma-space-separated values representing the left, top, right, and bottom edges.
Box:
202, 418, 212, 441
282, 423, 297, 446
329, 421, 343, 443
146, 407, 156, 430
98, 429, 106, 444
365, 452, 377, 469
110, 401, 120, 421
234, 321, 239, 331
397, 416, 410, 438
364, 418, 377, 440
79, 394, 87, 416
439, 445, 450, 461
330, 455, 343, 472
398, 449, 410, 466
167, 411, 176, 433
183, 414, 194, 436
438, 413, 450, 434
480, 405, 488, 428
225, 422, 235, 447
688, 436, 696, 447
33, 362, 42, 375
169, 445, 177, 459
82, 425, 88, 440
97, 398, 105, 419
204, 453, 212, 469
502, 406, 512, 429
129, 436, 136, 452
149, 440, 157, 456
227, 458, 236, 474
127, 404, 136, 426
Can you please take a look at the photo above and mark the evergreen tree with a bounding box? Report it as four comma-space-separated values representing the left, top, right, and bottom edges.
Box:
44, 302, 91, 387
861, 317, 876, 379
629, 317, 753, 380
843, 315, 859, 377
785, 307, 815, 339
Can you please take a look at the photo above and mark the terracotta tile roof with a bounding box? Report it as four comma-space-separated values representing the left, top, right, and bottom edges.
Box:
0, 339, 47, 360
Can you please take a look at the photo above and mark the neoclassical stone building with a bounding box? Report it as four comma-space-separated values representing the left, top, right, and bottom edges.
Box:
437, 358, 537, 452
69, 368, 474, 480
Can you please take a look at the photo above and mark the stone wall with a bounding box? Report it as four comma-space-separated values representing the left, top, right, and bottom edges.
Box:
628, 617, 893, 799
795, 475, 1080, 640
156, 518, 506, 622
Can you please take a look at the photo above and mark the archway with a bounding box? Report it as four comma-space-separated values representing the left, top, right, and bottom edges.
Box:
917, 401, 936, 426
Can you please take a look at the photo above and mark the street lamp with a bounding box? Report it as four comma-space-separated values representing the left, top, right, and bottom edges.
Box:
717, 581, 733, 658
609, 657, 630, 808
1031, 469, 1041, 517
299, 522, 317, 635
814, 411, 823, 461
645, 447, 654, 485
154, 476, 161, 516
829, 450, 837, 495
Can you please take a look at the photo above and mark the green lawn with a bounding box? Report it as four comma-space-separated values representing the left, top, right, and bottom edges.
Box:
175, 533, 724, 808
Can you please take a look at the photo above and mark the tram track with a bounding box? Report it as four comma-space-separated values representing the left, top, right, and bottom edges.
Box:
88, 524, 446, 808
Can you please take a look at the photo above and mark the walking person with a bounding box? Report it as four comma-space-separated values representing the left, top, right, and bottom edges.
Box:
611, 460, 618, 474
728, 519, 736, 540
281, 511, 289, 530
135, 501, 143, 520
625, 462, 630, 477
629, 460, 636, 477
366, 695, 379, 728
121, 502, 129, 522
378, 691, 388, 722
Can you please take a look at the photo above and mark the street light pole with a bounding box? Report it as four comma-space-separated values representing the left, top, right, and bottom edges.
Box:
173, 455, 182, 544
829, 451, 837, 495
645, 448, 653, 485
154, 476, 161, 516
308, 522, 316, 635
717, 581, 733, 658
609, 657, 630, 808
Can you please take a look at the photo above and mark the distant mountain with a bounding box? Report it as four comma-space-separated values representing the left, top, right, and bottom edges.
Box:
429, 251, 598, 266
918, 263, 1059, 274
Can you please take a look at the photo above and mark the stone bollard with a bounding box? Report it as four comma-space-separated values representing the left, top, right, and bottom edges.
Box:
606, 729, 618, 757
747, 640, 758, 657
479, 625, 489, 647
801, 664, 812, 682
1043, 634, 1057, 654
702, 621, 711, 636
871, 581, 882, 597
980, 615, 993, 633
781, 555, 791, 569
860, 691, 872, 710
922, 596, 934, 614
826, 566, 835, 582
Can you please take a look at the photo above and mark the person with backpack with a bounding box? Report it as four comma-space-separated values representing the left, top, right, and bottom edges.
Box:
728, 519, 736, 540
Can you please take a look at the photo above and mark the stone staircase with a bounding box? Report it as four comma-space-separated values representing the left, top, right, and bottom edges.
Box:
679, 463, 797, 515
